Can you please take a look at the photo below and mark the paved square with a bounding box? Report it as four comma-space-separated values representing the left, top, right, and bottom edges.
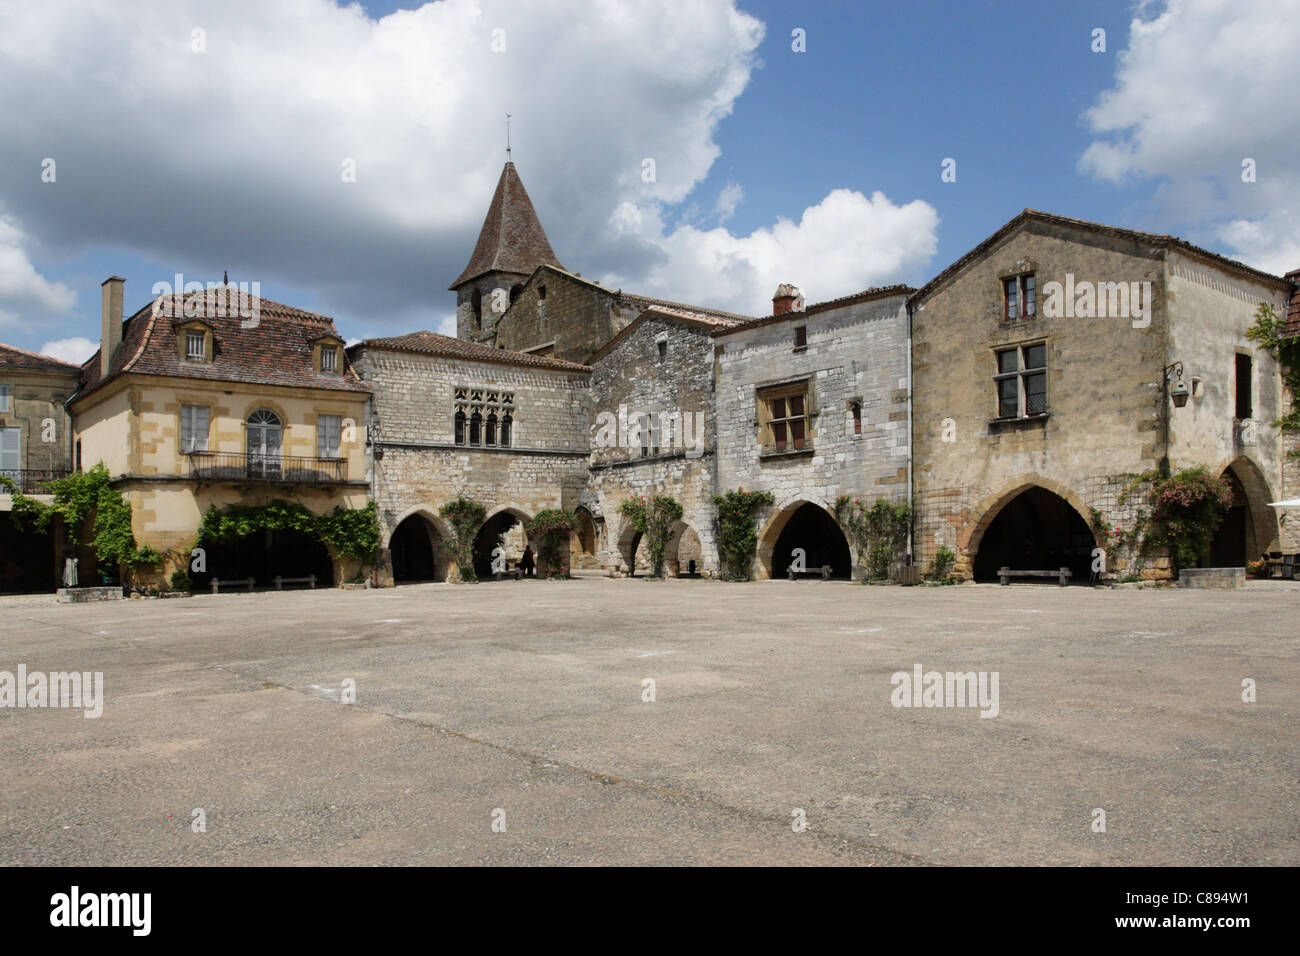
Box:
2, 578, 1296, 865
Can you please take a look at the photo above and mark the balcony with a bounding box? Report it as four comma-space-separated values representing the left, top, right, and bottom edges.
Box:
0, 468, 71, 493
185, 452, 346, 484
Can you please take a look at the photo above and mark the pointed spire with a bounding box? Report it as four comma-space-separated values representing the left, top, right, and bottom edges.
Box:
450, 162, 564, 290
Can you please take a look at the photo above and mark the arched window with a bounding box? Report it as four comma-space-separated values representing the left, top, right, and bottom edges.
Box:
469, 411, 482, 445
454, 409, 466, 445
500, 412, 512, 448
485, 411, 498, 446
246, 408, 282, 478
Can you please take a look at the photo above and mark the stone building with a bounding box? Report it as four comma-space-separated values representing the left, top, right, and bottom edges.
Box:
910, 210, 1294, 581
713, 285, 913, 579
69, 278, 373, 588
585, 305, 742, 577
347, 330, 591, 584
0, 343, 78, 593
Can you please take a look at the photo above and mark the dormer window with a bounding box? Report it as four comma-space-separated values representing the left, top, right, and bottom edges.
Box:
310, 335, 346, 376
176, 321, 213, 363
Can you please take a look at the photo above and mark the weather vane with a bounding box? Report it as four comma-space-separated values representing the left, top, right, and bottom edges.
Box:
506, 113, 511, 161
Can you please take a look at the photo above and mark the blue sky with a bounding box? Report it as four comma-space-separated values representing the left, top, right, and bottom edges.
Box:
1, 0, 1296, 361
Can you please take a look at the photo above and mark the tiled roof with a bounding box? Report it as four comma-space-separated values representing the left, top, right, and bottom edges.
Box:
912, 209, 1293, 304
0, 341, 81, 373
73, 286, 370, 401
450, 163, 565, 289
351, 330, 591, 372
1284, 270, 1300, 337
589, 304, 746, 364
713, 285, 913, 336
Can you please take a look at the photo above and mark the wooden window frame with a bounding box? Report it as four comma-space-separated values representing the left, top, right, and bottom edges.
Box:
758, 380, 812, 455
1002, 272, 1036, 322
993, 342, 1048, 419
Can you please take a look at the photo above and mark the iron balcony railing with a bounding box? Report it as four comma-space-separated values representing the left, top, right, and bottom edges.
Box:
0, 468, 71, 493
185, 452, 346, 483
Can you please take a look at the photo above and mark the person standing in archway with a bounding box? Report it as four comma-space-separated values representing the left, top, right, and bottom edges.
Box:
520, 546, 535, 578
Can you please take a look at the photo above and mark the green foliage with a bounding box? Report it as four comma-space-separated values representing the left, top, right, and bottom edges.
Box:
197, 500, 379, 562
170, 569, 192, 592
710, 488, 774, 581
1246, 302, 1300, 438
1, 463, 159, 580
439, 496, 487, 582
927, 545, 956, 582
527, 508, 576, 578
1143, 466, 1233, 571
1089, 505, 1145, 574
619, 493, 684, 577
834, 496, 911, 580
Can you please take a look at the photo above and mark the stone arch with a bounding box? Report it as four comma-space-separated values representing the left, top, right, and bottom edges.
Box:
755, 496, 850, 580
965, 477, 1101, 582
384, 504, 455, 547
1210, 455, 1278, 564
614, 515, 646, 576
474, 504, 533, 577
664, 520, 704, 578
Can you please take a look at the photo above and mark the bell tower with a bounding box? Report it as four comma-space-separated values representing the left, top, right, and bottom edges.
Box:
450, 161, 564, 343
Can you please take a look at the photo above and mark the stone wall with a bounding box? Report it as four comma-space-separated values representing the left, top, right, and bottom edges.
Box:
585, 314, 719, 576
714, 292, 911, 576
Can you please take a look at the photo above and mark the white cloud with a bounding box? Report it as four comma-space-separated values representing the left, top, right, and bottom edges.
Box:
602, 189, 939, 315
0, 213, 77, 327
0, 1, 940, 338
714, 182, 744, 223
1079, 0, 1300, 274
40, 336, 96, 364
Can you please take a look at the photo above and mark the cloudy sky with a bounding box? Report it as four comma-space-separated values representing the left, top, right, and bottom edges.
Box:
1, 0, 1297, 363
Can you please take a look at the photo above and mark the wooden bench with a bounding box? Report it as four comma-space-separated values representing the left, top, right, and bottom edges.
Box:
999, 566, 1071, 586
210, 576, 254, 594
788, 565, 833, 580
272, 574, 317, 590
493, 567, 523, 581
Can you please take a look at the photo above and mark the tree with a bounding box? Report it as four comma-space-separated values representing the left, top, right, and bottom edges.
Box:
710, 488, 774, 581
438, 496, 487, 583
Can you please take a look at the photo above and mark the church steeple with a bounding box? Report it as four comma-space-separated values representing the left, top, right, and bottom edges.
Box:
450, 162, 564, 291
450, 162, 564, 343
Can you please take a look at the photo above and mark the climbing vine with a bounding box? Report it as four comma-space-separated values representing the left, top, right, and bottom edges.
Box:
834, 496, 911, 580
196, 500, 380, 559
1246, 302, 1300, 444
527, 509, 577, 578
438, 496, 486, 582
710, 488, 774, 581
1100, 466, 1233, 574
619, 493, 684, 578
0, 463, 160, 581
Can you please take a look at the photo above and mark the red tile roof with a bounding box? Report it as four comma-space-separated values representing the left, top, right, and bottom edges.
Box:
0, 341, 81, 373
351, 330, 591, 371
450, 162, 565, 289
73, 286, 370, 401
1284, 270, 1300, 337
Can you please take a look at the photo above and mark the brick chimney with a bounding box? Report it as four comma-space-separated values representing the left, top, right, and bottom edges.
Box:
772, 283, 803, 316
101, 276, 125, 377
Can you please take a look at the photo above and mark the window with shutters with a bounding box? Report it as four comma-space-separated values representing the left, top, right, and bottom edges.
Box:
758, 381, 812, 455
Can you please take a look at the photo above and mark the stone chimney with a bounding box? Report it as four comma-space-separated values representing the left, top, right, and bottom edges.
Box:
772, 283, 804, 316
101, 276, 125, 377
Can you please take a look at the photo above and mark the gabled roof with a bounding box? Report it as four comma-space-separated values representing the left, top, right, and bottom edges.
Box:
0, 341, 81, 374
713, 285, 913, 337
73, 286, 370, 402
911, 209, 1293, 304
518, 263, 756, 323
350, 330, 590, 372
590, 305, 745, 364
450, 162, 565, 289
